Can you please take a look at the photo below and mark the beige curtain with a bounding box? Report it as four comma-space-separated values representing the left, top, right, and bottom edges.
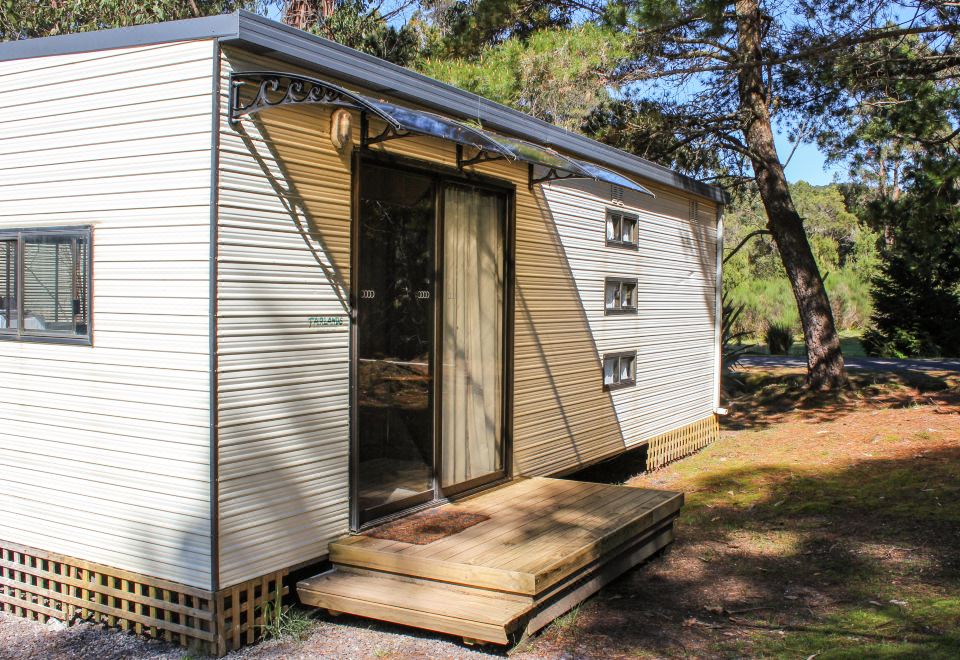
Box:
441, 185, 504, 487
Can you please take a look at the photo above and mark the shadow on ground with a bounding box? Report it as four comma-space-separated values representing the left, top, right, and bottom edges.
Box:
722, 367, 960, 431
543, 440, 960, 659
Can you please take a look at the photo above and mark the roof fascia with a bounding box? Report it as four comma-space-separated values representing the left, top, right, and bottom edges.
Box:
0, 13, 238, 62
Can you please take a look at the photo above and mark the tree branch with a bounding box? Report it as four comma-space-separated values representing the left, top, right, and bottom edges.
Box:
620, 22, 960, 82
724, 230, 773, 264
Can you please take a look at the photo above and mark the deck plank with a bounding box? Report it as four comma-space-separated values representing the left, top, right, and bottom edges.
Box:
433, 481, 610, 564
490, 488, 665, 571
298, 570, 527, 644
501, 489, 673, 568
444, 483, 635, 568
408, 478, 587, 558
328, 478, 682, 595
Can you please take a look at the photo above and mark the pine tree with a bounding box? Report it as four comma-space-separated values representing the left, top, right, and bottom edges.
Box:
863, 155, 960, 358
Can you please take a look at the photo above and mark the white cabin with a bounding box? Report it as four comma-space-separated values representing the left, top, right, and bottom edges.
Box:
0, 12, 725, 653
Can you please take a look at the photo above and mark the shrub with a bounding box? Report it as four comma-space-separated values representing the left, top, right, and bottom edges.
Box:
721, 292, 750, 393
826, 269, 873, 330
765, 322, 794, 355
726, 277, 798, 337
725, 270, 873, 339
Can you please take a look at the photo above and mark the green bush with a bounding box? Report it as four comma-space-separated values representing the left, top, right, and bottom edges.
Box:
727, 277, 798, 337
765, 323, 794, 355
826, 269, 873, 331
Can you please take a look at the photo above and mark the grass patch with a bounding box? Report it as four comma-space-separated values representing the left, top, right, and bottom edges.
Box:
748, 599, 960, 659
257, 590, 316, 642
551, 604, 581, 631
571, 367, 960, 660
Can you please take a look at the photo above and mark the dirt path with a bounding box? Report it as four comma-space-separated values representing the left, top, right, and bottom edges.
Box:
2, 367, 958, 659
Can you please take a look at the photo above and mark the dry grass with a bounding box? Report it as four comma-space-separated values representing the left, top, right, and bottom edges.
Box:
518, 367, 960, 659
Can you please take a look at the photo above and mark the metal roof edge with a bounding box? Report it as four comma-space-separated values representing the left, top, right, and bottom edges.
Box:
229, 11, 727, 204
0, 10, 727, 204
0, 13, 238, 62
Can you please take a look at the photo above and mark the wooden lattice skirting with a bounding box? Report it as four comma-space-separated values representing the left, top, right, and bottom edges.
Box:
645, 414, 720, 471
0, 539, 287, 656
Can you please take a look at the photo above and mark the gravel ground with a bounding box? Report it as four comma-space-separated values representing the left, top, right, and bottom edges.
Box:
0, 613, 183, 660
0, 611, 508, 660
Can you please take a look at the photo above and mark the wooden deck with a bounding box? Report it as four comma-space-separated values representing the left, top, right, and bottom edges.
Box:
298, 477, 683, 645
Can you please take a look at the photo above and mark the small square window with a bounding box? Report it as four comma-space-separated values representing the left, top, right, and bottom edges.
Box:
604, 277, 638, 314
603, 351, 636, 389
0, 227, 92, 344
606, 210, 638, 249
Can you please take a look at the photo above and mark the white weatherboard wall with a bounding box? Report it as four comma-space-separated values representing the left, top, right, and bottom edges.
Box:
0, 41, 216, 589
215, 49, 352, 589
542, 180, 718, 445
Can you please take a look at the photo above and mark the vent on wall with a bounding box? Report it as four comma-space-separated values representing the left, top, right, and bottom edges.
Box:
688, 200, 700, 222
610, 184, 625, 205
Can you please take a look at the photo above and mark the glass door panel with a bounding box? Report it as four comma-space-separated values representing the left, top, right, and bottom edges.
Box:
356, 164, 436, 524
440, 184, 506, 491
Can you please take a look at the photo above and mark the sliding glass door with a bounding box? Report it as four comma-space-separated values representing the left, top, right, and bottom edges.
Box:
354, 162, 508, 526
356, 164, 436, 523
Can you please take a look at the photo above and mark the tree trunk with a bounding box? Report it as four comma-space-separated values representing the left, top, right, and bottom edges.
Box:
735, 0, 847, 389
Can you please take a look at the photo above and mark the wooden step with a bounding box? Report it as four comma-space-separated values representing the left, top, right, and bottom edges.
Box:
298, 516, 678, 645
301, 480, 684, 644
329, 478, 683, 596
297, 567, 532, 644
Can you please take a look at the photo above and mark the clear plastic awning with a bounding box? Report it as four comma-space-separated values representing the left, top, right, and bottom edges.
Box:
359, 95, 654, 196
229, 71, 654, 196
354, 97, 516, 160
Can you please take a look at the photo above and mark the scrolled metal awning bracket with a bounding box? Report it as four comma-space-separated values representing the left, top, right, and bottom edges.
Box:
528, 163, 588, 189
228, 71, 401, 130
361, 121, 414, 147
456, 144, 508, 170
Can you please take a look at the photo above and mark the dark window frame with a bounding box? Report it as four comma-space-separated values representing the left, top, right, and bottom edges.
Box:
604, 276, 638, 315
603, 350, 637, 390
0, 226, 93, 346
605, 209, 639, 249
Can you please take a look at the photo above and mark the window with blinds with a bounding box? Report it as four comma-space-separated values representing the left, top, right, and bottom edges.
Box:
0, 227, 92, 344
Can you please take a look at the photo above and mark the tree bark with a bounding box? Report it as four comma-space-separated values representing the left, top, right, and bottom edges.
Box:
735, 0, 847, 389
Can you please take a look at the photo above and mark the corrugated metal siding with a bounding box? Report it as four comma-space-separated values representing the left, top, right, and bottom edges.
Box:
0, 41, 215, 589
215, 48, 719, 586
216, 49, 352, 589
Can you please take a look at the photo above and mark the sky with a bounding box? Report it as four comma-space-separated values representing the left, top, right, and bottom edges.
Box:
775, 134, 845, 186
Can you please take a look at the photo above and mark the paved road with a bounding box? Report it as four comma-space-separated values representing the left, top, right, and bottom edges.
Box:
740, 355, 960, 373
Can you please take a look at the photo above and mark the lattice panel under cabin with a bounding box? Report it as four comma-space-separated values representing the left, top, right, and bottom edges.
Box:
0, 540, 286, 656
645, 415, 720, 471
214, 570, 289, 655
